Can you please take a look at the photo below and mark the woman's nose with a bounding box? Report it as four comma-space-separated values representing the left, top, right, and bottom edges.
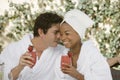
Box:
60, 34, 65, 41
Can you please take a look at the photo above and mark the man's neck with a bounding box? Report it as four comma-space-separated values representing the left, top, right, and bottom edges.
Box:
31, 37, 47, 55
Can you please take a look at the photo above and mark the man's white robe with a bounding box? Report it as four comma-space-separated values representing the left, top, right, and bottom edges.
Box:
54, 40, 113, 80
0, 34, 66, 80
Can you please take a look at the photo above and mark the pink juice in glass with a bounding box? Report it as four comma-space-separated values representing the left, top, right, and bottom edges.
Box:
61, 55, 71, 67
28, 45, 37, 68
29, 51, 36, 68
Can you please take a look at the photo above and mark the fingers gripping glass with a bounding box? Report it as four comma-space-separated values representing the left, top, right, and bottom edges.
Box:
61, 51, 72, 79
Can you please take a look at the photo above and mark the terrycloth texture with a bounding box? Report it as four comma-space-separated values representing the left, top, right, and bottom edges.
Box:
0, 34, 67, 80
54, 40, 113, 80
61, 9, 94, 39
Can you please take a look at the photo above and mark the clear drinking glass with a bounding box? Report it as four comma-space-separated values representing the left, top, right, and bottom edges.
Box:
61, 55, 72, 79
0, 63, 4, 80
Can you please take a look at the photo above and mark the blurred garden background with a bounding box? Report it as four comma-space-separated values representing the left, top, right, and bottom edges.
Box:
0, 0, 120, 68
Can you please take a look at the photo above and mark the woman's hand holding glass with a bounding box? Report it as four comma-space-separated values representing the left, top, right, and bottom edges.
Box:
61, 55, 84, 80
61, 55, 80, 79
61, 63, 81, 79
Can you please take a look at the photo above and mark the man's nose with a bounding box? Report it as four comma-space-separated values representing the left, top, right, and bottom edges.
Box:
57, 33, 60, 39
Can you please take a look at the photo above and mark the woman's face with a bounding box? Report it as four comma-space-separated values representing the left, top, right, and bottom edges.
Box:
60, 23, 81, 49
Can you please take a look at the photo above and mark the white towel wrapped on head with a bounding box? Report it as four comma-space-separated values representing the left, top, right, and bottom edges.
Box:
61, 9, 94, 39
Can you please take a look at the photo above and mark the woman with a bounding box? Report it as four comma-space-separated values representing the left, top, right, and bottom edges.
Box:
54, 9, 112, 80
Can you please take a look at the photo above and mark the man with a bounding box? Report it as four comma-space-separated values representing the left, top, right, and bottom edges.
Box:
0, 12, 68, 80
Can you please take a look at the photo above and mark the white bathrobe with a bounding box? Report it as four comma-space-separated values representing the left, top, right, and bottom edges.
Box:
54, 40, 113, 80
0, 34, 67, 80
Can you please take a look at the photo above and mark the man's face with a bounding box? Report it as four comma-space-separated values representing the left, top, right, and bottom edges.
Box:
43, 24, 60, 47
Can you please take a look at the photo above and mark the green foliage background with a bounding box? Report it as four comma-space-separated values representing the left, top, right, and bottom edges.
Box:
0, 0, 120, 59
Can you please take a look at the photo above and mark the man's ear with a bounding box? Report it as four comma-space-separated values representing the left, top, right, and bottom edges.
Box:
38, 29, 44, 37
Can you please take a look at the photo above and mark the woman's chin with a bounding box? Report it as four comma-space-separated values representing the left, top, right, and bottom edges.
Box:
64, 45, 71, 48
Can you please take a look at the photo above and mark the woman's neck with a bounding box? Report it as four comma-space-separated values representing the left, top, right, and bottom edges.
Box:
70, 43, 82, 56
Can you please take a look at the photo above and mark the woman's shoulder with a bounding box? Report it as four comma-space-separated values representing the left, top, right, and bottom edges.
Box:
81, 39, 100, 55
82, 39, 96, 48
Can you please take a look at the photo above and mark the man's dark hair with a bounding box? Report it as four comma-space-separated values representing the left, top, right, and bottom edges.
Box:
33, 12, 63, 37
